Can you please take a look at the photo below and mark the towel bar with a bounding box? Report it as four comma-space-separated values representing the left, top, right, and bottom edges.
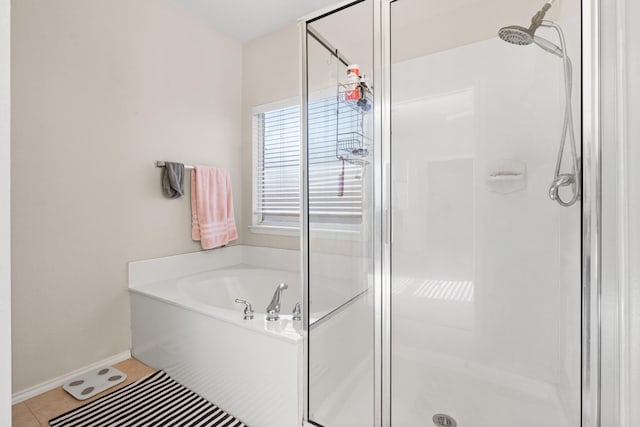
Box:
155, 161, 194, 170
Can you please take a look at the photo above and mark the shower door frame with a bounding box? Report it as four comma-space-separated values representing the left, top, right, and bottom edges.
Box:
300, 0, 603, 425
580, 0, 603, 425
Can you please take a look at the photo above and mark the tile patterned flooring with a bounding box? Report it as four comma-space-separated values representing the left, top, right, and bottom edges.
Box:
12, 358, 155, 427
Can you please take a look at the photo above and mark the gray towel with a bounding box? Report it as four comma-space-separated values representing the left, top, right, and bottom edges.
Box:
161, 162, 185, 198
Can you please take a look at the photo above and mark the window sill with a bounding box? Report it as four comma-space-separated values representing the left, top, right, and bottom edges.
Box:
248, 225, 299, 237
248, 224, 362, 241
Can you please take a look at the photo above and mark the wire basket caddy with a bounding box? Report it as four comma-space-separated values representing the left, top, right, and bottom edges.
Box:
336, 82, 372, 167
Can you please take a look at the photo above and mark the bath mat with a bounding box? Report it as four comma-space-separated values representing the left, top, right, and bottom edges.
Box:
49, 370, 246, 427
62, 366, 127, 400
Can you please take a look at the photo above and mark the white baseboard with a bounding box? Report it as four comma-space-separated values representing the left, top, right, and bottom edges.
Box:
12, 350, 132, 405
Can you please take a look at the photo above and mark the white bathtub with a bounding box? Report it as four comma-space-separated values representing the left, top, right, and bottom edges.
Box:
133, 266, 304, 341
129, 247, 305, 427
129, 245, 371, 427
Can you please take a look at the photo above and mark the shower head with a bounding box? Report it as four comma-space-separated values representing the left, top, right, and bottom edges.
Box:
498, 1, 554, 46
498, 28, 564, 57
498, 25, 534, 46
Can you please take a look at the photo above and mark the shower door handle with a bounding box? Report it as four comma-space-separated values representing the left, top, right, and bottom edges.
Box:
384, 162, 392, 246
384, 208, 392, 245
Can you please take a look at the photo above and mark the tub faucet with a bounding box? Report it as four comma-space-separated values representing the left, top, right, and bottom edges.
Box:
266, 283, 288, 321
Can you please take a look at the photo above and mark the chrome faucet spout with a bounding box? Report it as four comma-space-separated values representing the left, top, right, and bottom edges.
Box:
266, 283, 288, 321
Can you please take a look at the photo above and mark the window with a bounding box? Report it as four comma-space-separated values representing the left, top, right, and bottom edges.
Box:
253, 97, 364, 230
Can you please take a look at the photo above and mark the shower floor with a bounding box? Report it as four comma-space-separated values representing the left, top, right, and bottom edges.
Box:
312, 353, 571, 427
391, 352, 571, 427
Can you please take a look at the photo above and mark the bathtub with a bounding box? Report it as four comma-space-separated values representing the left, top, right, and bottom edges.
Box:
129, 247, 304, 427
134, 266, 304, 340
129, 245, 372, 427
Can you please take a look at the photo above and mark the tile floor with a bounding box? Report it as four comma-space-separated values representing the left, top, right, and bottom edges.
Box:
12, 358, 155, 427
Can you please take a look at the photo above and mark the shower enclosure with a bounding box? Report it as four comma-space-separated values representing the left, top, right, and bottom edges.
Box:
301, 0, 599, 426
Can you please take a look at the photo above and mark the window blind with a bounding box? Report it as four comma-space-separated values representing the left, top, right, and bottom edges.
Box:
254, 97, 364, 227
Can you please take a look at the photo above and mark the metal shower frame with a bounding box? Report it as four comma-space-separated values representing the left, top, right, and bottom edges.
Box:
299, 0, 603, 425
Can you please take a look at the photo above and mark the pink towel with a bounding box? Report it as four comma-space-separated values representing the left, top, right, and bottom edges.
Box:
191, 166, 238, 250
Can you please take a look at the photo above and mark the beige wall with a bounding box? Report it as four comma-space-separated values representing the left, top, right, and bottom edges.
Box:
1, 0, 11, 420
241, 24, 299, 250
11, 0, 242, 392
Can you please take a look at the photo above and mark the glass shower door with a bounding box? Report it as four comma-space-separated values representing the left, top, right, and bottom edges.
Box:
389, 0, 582, 426
304, 1, 375, 426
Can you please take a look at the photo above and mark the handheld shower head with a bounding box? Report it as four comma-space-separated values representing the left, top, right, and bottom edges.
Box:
533, 35, 563, 57
497, 2, 580, 207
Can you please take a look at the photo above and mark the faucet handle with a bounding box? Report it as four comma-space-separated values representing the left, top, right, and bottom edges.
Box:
235, 299, 254, 320
292, 302, 302, 321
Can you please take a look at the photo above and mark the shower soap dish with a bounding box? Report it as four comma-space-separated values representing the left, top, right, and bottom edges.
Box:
63, 366, 127, 400
486, 159, 526, 194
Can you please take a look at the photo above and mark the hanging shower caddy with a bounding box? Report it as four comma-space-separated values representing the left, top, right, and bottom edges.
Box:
336, 78, 372, 167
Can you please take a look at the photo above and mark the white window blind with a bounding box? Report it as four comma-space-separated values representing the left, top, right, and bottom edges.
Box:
254, 97, 364, 227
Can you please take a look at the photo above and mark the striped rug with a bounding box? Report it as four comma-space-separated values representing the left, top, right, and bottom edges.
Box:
49, 370, 246, 427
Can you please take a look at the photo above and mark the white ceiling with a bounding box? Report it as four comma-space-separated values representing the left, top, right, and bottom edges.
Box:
172, 0, 341, 42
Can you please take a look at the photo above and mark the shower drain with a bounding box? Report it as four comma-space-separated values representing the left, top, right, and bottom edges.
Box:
432, 413, 457, 427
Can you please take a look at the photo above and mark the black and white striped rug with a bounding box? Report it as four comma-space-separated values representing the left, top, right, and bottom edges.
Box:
49, 370, 246, 427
